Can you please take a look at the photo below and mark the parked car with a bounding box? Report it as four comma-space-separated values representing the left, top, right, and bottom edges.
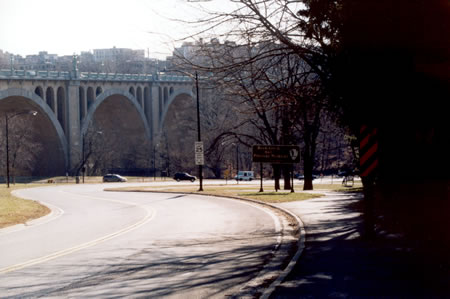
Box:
297, 174, 318, 180
103, 174, 127, 182
173, 172, 196, 182
234, 171, 254, 181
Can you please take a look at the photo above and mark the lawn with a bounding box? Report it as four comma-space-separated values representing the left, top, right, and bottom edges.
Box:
109, 184, 328, 203
0, 185, 50, 229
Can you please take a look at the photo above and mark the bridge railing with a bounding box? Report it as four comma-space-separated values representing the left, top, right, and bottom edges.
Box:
0, 69, 193, 83
0, 69, 71, 80
79, 72, 152, 81
158, 74, 192, 82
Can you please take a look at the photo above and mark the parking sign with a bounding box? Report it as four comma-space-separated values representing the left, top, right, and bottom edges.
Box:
195, 141, 204, 165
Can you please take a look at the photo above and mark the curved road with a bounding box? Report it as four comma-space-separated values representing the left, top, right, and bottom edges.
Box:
0, 183, 286, 298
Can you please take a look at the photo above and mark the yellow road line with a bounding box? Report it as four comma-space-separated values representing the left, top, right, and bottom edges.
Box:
0, 191, 156, 274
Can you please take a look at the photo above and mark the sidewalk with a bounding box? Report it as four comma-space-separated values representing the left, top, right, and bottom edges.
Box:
271, 191, 450, 298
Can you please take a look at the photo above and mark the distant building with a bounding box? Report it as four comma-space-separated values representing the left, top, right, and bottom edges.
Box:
168, 39, 238, 70
0, 50, 12, 68
93, 47, 145, 62
171, 42, 199, 61
1, 47, 163, 74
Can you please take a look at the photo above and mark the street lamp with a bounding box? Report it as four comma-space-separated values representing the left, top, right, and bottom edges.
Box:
4, 110, 38, 188
164, 69, 203, 191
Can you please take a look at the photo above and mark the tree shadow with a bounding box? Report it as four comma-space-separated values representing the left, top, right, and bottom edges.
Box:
1, 231, 292, 298
273, 192, 450, 298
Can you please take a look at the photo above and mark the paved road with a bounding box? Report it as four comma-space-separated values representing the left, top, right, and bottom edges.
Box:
0, 183, 286, 298
272, 191, 450, 298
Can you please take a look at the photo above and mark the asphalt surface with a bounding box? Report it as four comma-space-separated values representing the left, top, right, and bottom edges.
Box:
0, 183, 288, 298
271, 191, 450, 298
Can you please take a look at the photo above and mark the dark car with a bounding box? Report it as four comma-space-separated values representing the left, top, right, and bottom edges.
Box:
297, 174, 318, 180
103, 174, 127, 182
173, 172, 196, 182
296, 174, 305, 180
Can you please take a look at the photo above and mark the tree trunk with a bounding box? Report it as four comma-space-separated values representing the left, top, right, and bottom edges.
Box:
273, 164, 281, 191
303, 148, 314, 190
283, 165, 291, 190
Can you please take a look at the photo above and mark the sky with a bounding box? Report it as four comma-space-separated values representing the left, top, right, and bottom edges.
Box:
0, 0, 235, 59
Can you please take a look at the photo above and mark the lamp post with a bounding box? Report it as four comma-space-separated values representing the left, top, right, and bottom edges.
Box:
4, 110, 38, 188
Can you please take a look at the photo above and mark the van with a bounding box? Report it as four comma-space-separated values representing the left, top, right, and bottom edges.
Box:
235, 171, 254, 181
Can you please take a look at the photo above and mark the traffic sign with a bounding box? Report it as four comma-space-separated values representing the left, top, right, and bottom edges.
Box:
252, 145, 300, 164
195, 141, 204, 165
359, 125, 378, 177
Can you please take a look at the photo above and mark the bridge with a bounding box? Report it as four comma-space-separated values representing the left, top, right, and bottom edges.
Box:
0, 64, 197, 176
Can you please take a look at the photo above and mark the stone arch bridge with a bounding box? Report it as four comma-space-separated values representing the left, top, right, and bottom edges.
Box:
0, 68, 196, 175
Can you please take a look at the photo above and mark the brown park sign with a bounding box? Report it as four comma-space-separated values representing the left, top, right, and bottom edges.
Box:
252, 145, 300, 164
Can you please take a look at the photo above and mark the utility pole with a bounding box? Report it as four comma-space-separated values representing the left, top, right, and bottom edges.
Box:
195, 72, 203, 191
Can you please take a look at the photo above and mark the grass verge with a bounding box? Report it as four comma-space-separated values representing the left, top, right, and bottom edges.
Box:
237, 191, 323, 203
0, 185, 50, 229
108, 184, 328, 203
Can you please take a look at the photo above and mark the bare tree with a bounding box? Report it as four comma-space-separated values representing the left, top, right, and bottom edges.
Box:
168, 0, 345, 190
175, 39, 327, 190
0, 117, 44, 182
72, 124, 106, 179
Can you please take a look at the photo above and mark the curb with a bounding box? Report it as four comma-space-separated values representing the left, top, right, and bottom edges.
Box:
260, 205, 305, 299
107, 188, 306, 298
0, 190, 63, 235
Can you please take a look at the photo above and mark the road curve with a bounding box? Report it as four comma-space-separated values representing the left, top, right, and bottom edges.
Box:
0, 183, 290, 298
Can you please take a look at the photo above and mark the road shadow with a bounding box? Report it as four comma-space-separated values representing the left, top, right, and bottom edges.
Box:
2, 231, 291, 298
273, 192, 450, 298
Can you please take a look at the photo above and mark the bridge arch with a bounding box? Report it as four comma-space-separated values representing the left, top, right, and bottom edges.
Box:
163, 87, 169, 107
57, 86, 66, 133
79, 86, 86, 122
0, 88, 69, 174
144, 86, 151, 122
129, 86, 135, 97
96, 86, 103, 96
81, 88, 151, 139
87, 87, 94, 110
46, 87, 55, 113
34, 86, 44, 99
137, 86, 143, 107
159, 87, 194, 131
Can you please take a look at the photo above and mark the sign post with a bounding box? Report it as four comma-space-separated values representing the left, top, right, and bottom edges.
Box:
259, 162, 264, 192
252, 145, 300, 192
194, 141, 204, 191
195, 141, 204, 166
252, 145, 300, 164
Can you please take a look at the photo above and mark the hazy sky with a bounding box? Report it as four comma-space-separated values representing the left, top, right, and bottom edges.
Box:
0, 0, 235, 59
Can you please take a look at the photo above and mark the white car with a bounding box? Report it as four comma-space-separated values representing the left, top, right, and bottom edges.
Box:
235, 171, 254, 181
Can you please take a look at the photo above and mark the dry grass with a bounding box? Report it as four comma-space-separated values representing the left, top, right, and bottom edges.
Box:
237, 191, 323, 203
0, 185, 50, 229
109, 184, 326, 203
109, 179, 363, 203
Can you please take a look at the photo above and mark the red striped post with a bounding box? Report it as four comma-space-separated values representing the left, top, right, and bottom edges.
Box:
360, 125, 378, 239
359, 125, 378, 178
